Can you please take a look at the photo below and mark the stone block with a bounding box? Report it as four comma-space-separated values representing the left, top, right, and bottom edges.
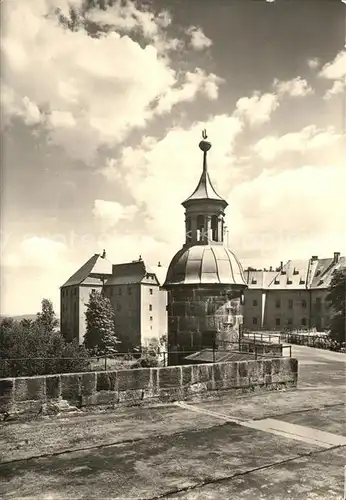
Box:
197, 364, 213, 383
118, 389, 144, 404
270, 358, 282, 375
94, 391, 118, 405
117, 368, 151, 391
248, 361, 264, 385
46, 375, 61, 399
158, 366, 182, 388
96, 371, 117, 391
0, 378, 14, 412
187, 382, 208, 395
181, 365, 193, 386
264, 374, 272, 385
81, 372, 97, 396
61, 374, 82, 404
263, 360, 272, 375
15, 377, 46, 402
238, 361, 248, 378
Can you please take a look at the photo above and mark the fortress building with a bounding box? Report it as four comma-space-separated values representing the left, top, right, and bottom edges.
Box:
163, 131, 247, 364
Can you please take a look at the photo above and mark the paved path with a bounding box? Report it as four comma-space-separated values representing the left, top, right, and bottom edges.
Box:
1, 345, 345, 499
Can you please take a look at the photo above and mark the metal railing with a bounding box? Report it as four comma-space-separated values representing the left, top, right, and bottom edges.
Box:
0, 341, 292, 377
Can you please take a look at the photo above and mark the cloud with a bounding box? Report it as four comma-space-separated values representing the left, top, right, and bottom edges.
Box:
1, 0, 221, 162
253, 125, 342, 160
100, 115, 244, 246
229, 165, 346, 265
319, 50, 346, 80
3, 237, 67, 268
273, 77, 314, 97
307, 58, 320, 69
234, 92, 280, 126
186, 26, 212, 50
323, 79, 346, 100
93, 200, 138, 229
155, 69, 223, 113
319, 50, 346, 99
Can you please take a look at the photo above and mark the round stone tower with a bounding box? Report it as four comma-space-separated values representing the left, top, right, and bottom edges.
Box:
163, 131, 247, 364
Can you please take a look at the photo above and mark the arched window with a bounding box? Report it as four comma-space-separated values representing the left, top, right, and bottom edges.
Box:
211, 215, 218, 241
186, 217, 191, 242
197, 215, 205, 242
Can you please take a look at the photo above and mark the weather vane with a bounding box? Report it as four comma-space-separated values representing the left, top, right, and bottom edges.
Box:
202, 129, 208, 140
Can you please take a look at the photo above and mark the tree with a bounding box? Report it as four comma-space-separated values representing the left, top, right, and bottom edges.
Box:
84, 291, 119, 355
326, 268, 346, 344
36, 298, 59, 334
0, 320, 89, 378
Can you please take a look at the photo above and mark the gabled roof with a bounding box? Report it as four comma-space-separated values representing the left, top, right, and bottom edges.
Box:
245, 255, 346, 291
61, 254, 112, 287
104, 260, 161, 286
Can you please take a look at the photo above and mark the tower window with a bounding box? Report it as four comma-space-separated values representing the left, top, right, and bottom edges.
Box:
149, 288, 153, 295
197, 214, 205, 242
150, 316, 153, 321
149, 304, 152, 311
186, 217, 192, 243
211, 215, 218, 241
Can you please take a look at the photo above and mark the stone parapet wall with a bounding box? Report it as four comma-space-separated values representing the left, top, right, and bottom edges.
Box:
0, 358, 297, 418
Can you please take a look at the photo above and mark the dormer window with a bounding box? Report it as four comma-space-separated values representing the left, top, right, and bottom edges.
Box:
274, 279, 280, 284
299, 278, 305, 284
287, 279, 292, 285
251, 278, 257, 284
293, 268, 299, 275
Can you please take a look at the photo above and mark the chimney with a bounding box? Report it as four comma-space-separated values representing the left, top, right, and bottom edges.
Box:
311, 255, 318, 261
269, 266, 273, 272
157, 261, 162, 267
333, 252, 340, 263
101, 249, 106, 259
280, 261, 283, 270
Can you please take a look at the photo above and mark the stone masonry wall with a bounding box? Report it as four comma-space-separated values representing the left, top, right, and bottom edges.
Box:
167, 285, 243, 356
0, 358, 297, 418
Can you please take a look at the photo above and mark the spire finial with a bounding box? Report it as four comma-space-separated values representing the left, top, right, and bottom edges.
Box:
199, 129, 212, 172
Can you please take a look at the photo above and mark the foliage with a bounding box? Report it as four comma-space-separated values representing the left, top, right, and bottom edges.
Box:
132, 335, 167, 368
36, 298, 59, 334
0, 319, 89, 377
84, 291, 120, 355
326, 268, 346, 343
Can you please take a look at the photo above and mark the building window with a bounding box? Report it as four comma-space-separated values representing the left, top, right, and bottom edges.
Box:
252, 317, 258, 325
128, 287, 132, 295
91, 289, 96, 294
315, 297, 322, 311
288, 299, 293, 309
117, 303, 121, 312
288, 318, 293, 325
275, 299, 281, 308
119, 287, 122, 295
275, 318, 281, 326
150, 316, 153, 321
149, 304, 152, 311
301, 318, 307, 326
74, 288, 77, 296
253, 299, 258, 306
149, 288, 153, 295
110, 288, 113, 296
302, 299, 307, 309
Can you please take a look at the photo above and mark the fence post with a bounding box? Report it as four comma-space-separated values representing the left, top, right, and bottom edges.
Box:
104, 354, 107, 371
254, 345, 257, 360
290, 345, 292, 358
163, 351, 166, 367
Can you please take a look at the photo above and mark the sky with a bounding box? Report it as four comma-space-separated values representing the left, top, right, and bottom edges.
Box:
1, 0, 346, 316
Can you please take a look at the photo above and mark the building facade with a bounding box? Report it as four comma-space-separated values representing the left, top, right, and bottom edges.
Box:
163, 131, 247, 363
243, 252, 345, 331
60, 254, 167, 349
